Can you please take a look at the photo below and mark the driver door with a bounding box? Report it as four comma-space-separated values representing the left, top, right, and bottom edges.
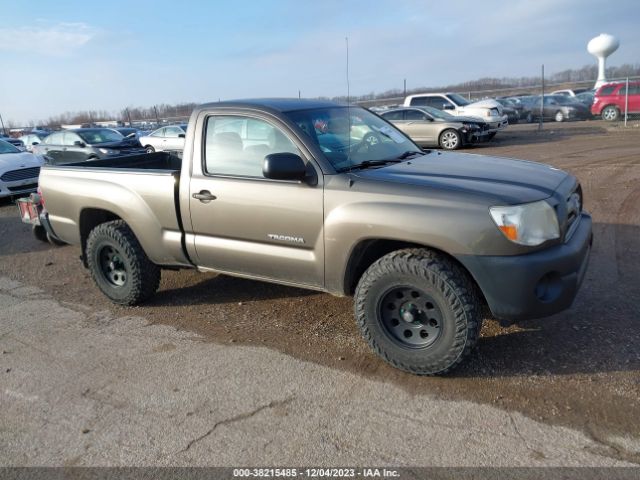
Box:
187, 113, 325, 288
402, 109, 436, 144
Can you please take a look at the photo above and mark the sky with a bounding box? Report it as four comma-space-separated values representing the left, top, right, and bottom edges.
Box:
0, 0, 638, 124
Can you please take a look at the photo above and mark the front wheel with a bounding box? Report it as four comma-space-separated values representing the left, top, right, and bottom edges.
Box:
554, 111, 565, 122
86, 220, 160, 305
486, 132, 497, 140
439, 129, 461, 150
145, 145, 155, 154
354, 249, 482, 375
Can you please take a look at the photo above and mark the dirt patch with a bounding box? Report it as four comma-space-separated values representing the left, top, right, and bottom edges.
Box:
1, 120, 639, 440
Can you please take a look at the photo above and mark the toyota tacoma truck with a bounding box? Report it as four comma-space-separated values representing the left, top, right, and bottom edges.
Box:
20, 99, 592, 375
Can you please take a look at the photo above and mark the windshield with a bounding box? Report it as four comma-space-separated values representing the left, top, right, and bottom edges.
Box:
285, 107, 422, 171
446, 93, 470, 106
416, 106, 455, 120
77, 129, 124, 144
0, 139, 20, 154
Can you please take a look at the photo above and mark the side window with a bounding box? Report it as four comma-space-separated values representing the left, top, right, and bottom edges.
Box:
409, 96, 428, 106
426, 97, 448, 110
204, 116, 301, 178
405, 110, 426, 121
151, 128, 165, 137
165, 126, 183, 138
599, 85, 616, 96
63, 132, 82, 146
45, 132, 64, 145
381, 111, 404, 121
626, 85, 640, 95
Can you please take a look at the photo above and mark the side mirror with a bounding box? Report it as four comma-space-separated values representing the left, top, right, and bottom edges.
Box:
263, 153, 307, 182
442, 104, 454, 110
178, 133, 186, 138
74, 141, 86, 147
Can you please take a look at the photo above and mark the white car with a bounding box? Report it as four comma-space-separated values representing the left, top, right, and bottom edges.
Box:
403, 93, 508, 138
550, 89, 590, 98
138, 124, 187, 153
0, 139, 44, 199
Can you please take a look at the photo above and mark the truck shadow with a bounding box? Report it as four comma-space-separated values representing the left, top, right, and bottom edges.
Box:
0, 214, 51, 258
147, 273, 317, 306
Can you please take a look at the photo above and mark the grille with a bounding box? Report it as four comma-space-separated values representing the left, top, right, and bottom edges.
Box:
8, 182, 38, 192
1, 167, 40, 182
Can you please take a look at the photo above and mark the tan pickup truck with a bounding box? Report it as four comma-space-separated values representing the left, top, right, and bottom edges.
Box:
21, 99, 592, 375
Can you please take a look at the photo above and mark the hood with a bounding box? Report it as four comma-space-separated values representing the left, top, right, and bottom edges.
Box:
0, 151, 44, 172
469, 99, 502, 109
437, 115, 486, 124
354, 151, 568, 204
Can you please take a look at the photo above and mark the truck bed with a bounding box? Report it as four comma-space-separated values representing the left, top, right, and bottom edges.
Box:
39, 151, 191, 267
63, 151, 182, 172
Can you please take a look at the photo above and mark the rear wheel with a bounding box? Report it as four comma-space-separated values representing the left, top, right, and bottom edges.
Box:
601, 105, 619, 122
86, 220, 160, 305
554, 111, 565, 122
354, 248, 482, 375
439, 129, 461, 150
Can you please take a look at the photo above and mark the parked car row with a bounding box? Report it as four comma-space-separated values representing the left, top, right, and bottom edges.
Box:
0, 139, 44, 199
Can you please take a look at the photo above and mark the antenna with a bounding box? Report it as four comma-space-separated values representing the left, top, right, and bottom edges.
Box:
346, 36, 350, 103
346, 36, 352, 169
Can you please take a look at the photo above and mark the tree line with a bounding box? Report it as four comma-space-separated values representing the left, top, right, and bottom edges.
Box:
8, 63, 640, 129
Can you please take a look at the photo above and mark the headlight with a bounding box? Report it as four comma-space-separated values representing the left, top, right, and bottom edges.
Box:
98, 148, 118, 154
489, 200, 559, 246
462, 123, 479, 131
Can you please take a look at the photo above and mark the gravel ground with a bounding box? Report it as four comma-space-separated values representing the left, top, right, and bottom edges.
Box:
0, 120, 639, 464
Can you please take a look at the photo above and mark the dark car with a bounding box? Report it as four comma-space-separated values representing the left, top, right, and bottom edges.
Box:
0, 135, 26, 151
506, 96, 538, 123
494, 98, 521, 124
33, 128, 147, 165
530, 95, 590, 122
575, 91, 595, 110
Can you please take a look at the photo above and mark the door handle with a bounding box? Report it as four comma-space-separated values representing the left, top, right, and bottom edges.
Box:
192, 190, 217, 202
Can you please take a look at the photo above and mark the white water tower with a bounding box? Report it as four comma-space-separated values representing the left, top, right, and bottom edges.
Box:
587, 33, 620, 88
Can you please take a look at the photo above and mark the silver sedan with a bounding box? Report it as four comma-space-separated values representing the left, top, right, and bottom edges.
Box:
139, 124, 187, 153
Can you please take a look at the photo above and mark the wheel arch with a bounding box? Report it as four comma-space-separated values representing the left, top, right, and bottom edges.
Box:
342, 238, 487, 308
79, 208, 122, 267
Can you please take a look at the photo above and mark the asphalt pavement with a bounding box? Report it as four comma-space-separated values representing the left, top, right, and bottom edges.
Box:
1, 275, 638, 467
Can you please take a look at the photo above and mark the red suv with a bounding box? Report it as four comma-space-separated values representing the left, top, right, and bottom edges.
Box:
591, 81, 640, 121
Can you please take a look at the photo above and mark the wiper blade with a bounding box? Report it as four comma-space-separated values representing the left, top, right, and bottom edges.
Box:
344, 159, 403, 171
397, 150, 427, 159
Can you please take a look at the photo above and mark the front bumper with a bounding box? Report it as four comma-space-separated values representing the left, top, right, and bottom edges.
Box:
0, 179, 39, 198
486, 116, 509, 133
457, 212, 593, 322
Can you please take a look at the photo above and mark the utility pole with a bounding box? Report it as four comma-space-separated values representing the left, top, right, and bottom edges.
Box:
153, 105, 160, 126
0, 113, 6, 135
403, 79, 406, 97
539, 64, 545, 131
